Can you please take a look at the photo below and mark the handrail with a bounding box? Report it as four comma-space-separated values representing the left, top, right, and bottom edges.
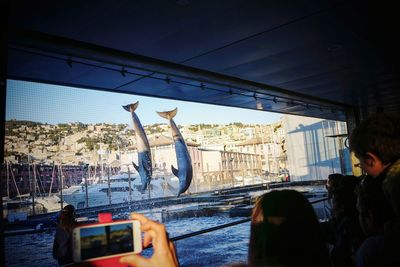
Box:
58, 197, 329, 267
170, 217, 251, 243
144, 197, 329, 249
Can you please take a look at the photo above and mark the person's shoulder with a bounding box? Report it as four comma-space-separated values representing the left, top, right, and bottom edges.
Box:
357, 236, 385, 257
356, 235, 385, 267
387, 159, 400, 178
362, 235, 385, 249
382, 159, 400, 214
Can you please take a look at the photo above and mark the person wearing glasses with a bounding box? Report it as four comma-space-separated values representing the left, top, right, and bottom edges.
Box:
349, 113, 400, 267
349, 113, 399, 221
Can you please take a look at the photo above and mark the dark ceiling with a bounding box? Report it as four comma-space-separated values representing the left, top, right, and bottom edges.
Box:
6, 0, 400, 121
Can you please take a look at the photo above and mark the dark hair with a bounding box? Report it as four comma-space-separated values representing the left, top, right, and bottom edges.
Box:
248, 190, 331, 267
331, 175, 360, 219
326, 173, 344, 198
356, 175, 395, 234
59, 205, 76, 232
349, 113, 400, 164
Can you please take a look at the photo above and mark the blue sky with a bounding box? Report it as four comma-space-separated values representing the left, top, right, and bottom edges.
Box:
80, 223, 131, 238
6, 80, 282, 125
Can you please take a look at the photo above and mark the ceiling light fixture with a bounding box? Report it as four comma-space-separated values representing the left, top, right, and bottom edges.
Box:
120, 67, 127, 77
67, 57, 73, 67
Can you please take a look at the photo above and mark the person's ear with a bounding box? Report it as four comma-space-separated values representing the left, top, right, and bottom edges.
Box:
365, 152, 379, 167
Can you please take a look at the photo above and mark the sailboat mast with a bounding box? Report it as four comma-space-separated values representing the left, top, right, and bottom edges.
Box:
94, 164, 97, 182
9, 164, 22, 200
28, 154, 36, 216
36, 164, 46, 196
59, 163, 64, 210
100, 143, 104, 182
85, 165, 89, 208
107, 163, 111, 205
48, 163, 56, 197
33, 162, 38, 196
58, 135, 64, 210
6, 161, 9, 198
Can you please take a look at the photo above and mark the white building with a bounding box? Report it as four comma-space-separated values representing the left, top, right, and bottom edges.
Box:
200, 149, 262, 188
282, 114, 349, 181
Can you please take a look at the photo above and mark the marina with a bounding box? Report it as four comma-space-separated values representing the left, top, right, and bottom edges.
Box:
3, 180, 328, 233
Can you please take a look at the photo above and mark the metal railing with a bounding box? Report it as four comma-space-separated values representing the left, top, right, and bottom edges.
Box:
144, 197, 329, 249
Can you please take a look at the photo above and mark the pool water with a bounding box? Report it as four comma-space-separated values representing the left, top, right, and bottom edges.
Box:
4, 197, 328, 267
5, 215, 250, 267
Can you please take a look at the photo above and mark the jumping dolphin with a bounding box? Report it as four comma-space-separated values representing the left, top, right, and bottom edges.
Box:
123, 102, 152, 192
157, 108, 193, 196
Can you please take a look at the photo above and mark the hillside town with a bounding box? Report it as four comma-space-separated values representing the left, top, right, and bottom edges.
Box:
3, 115, 349, 199
3, 119, 288, 197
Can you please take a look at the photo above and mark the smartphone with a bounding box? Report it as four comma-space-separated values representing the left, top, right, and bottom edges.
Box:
72, 220, 142, 262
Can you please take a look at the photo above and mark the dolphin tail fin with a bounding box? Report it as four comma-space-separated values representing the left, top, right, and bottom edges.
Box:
156, 108, 178, 120
132, 161, 139, 172
123, 101, 139, 112
171, 165, 179, 177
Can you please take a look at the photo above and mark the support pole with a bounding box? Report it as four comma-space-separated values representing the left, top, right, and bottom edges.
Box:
59, 164, 64, 210
345, 107, 362, 177
128, 167, 132, 205
85, 166, 89, 208
107, 164, 111, 205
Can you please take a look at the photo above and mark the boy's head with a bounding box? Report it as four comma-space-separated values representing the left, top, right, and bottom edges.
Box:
349, 113, 400, 177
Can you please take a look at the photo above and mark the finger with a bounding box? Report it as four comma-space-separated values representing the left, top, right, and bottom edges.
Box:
130, 213, 149, 224
141, 220, 168, 239
131, 213, 166, 241
143, 230, 156, 248
141, 221, 169, 249
119, 254, 150, 267
169, 241, 179, 266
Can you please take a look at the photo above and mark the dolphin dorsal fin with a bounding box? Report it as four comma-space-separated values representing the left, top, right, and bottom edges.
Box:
156, 108, 178, 120
171, 165, 179, 177
132, 161, 139, 172
123, 101, 139, 112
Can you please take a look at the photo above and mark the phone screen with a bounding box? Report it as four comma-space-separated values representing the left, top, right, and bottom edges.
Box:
78, 222, 134, 261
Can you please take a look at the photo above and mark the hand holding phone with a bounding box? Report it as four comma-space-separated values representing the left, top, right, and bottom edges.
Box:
73, 219, 142, 262
119, 213, 179, 267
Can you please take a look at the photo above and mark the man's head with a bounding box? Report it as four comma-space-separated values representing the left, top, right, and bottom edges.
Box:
349, 113, 400, 177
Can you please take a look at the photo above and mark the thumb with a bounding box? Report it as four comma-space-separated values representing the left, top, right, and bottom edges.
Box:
119, 254, 150, 267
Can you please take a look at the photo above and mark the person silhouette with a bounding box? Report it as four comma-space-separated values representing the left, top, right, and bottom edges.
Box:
53, 205, 76, 266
